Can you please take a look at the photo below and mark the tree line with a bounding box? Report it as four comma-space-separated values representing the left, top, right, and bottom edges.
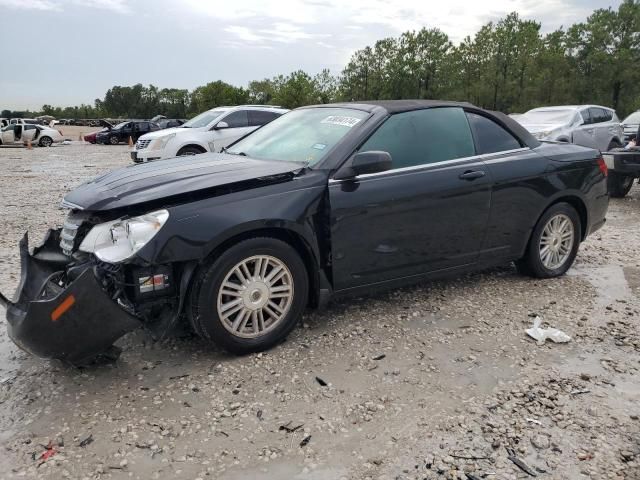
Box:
3, 1, 639, 121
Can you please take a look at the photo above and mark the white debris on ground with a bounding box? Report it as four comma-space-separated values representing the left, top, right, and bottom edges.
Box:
526, 316, 572, 345
0, 144, 639, 479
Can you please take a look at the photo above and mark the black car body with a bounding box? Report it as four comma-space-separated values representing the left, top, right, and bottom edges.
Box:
1, 101, 609, 363
96, 121, 161, 145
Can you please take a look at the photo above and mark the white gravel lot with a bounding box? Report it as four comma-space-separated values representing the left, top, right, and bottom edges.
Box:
0, 143, 639, 479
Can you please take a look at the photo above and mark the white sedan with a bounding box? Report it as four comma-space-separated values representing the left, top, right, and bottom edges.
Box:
0, 123, 64, 147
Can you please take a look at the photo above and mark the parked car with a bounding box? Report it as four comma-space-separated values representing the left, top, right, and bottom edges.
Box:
131, 105, 288, 163
83, 120, 114, 144
518, 105, 624, 152
0, 123, 63, 147
621, 110, 640, 143
96, 120, 161, 145
1, 100, 609, 364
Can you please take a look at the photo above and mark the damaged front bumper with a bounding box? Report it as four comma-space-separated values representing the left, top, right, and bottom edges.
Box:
1, 230, 141, 364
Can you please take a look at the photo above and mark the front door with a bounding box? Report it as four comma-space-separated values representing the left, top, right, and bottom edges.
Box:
329, 107, 492, 291
1, 125, 16, 144
212, 110, 255, 150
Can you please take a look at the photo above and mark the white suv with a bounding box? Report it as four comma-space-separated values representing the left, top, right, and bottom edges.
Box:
131, 105, 288, 163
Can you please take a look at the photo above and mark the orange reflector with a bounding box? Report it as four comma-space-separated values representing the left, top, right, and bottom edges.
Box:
51, 295, 76, 322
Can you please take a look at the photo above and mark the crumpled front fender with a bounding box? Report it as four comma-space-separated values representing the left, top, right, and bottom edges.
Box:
3, 231, 142, 364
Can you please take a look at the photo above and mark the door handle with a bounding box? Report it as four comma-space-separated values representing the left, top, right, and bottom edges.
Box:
459, 170, 486, 180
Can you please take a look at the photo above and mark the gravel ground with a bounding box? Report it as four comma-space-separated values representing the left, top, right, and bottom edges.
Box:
0, 143, 639, 480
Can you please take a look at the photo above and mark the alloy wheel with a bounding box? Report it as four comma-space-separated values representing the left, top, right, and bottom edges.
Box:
539, 213, 575, 270
216, 255, 294, 338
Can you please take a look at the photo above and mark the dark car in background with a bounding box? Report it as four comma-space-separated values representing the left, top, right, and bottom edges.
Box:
83, 119, 113, 143
96, 120, 161, 145
1, 100, 608, 364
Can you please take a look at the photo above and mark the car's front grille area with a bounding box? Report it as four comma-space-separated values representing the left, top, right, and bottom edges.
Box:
136, 139, 152, 150
60, 212, 93, 256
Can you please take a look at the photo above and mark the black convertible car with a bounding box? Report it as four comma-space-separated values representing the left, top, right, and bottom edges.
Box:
1, 100, 609, 363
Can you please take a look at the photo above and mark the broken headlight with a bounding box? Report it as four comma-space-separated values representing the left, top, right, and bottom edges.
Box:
79, 210, 169, 263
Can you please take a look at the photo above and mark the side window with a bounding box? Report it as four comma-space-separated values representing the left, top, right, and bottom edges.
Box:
580, 109, 592, 125
359, 107, 475, 169
24, 125, 36, 131
222, 111, 248, 128
599, 108, 612, 122
589, 108, 604, 124
136, 122, 150, 132
466, 112, 521, 154
248, 110, 279, 127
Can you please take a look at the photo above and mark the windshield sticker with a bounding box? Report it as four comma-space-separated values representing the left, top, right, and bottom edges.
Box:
320, 116, 362, 128
312, 143, 327, 150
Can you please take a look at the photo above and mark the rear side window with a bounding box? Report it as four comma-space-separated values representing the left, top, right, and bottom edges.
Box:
24, 125, 36, 131
466, 113, 521, 154
223, 111, 249, 128
589, 108, 610, 124
248, 110, 280, 127
359, 107, 475, 169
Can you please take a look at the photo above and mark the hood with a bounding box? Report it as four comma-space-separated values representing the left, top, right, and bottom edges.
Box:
519, 122, 565, 134
63, 153, 303, 211
99, 119, 113, 129
138, 126, 185, 140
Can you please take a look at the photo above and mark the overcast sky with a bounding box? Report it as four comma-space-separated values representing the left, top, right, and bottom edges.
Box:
0, 0, 621, 110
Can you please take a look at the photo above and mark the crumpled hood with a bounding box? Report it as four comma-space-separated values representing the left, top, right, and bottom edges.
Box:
63, 153, 303, 211
519, 123, 565, 134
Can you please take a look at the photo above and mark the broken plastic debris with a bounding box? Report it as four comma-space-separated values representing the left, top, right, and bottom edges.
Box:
526, 317, 571, 345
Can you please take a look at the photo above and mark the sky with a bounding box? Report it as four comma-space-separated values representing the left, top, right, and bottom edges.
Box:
0, 0, 622, 110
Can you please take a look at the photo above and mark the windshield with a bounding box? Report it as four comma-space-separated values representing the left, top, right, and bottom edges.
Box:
520, 109, 576, 125
182, 109, 228, 128
227, 108, 369, 166
113, 122, 128, 129
623, 112, 640, 124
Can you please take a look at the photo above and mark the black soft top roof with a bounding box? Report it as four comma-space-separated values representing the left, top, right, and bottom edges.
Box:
302, 100, 540, 149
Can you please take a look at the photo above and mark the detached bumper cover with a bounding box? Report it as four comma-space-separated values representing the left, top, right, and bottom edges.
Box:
3, 231, 141, 364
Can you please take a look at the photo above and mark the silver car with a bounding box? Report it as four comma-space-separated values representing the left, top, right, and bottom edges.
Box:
517, 105, 624, 152
621, 110, 640, 143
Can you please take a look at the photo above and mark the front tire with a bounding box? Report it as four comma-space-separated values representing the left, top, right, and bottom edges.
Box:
608, 171, 635, 198
188, 237, 308, 354
177, 146, 204, 156
516, 203, 581, 278
109, 135, 119, 145
38, 136, 53, 147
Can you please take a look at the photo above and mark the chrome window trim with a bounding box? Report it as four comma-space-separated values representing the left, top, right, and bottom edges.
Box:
329, 147, 530, 184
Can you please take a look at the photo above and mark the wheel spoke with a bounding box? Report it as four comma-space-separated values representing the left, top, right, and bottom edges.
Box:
218, 255, 294, 339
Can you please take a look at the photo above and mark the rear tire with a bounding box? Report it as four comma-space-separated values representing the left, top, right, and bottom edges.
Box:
188, 237, 308, 354
608, 171, 635, 198
38, 136, 52, 147
515, 203, 581, 278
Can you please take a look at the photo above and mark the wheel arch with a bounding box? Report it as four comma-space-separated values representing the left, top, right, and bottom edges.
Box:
177, 143, 207, 155
543, 195, 589, 241
194, 226, 322, 309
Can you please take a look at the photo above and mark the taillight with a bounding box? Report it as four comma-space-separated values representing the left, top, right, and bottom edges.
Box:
597, 157, 608, 177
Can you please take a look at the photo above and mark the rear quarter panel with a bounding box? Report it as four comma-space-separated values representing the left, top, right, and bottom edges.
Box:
480, 143, 606, 264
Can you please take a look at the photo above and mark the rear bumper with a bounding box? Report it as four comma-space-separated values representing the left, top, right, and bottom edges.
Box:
3, 231, 141, 364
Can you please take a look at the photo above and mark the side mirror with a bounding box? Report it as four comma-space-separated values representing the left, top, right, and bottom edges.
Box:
214, 121, 229, 130
333, 151, 392, 180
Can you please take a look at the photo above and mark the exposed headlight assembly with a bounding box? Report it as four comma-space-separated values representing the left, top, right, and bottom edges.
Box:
152, 133, 176, 150
79, 210, 169, 263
